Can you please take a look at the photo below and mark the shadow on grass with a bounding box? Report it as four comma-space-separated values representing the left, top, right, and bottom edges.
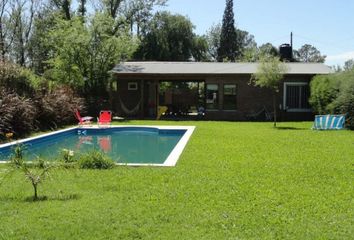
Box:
0, 193, 81, 203
276, 126, 308, 131
24, 193, 81, 202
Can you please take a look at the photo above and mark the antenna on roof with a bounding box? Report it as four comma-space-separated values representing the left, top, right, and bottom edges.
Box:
290, 32, 293, 48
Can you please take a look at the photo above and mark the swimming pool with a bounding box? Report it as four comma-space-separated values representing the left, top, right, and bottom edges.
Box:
0, 126, 195, 166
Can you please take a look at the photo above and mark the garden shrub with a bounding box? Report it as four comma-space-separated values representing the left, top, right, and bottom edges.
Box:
34, 86, 85, 129
0, 89, 37, 139
309, 74, 341, 114
331, 72, 354, 129
0, 61, 39, 96
310, 70, 354, 129
78, 150, 115, 169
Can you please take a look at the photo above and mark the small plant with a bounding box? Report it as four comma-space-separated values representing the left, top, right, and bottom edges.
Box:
61, 148, 75, 163
7, 144, 58, 201
78, 150, 115, 169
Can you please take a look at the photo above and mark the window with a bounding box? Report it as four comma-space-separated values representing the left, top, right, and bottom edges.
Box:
128, 82, 138, 90
284, 82, 310, 111
206, 84, 219, 110
223, 84, 237, 110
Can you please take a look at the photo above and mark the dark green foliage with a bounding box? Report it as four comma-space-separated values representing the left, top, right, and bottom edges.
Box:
258, 43, 279, 58
0, 61, 36, 96
78, 150, 115, 169
294, 44, 326, 63
310, 70, 354, 129
309, 75, 340, 114
217, 0, 239, 62
134, 11, 204, 61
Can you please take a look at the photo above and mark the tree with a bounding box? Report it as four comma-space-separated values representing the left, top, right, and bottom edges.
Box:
237, 29, 257, 62
78, 0, 87, 18
258, 43, 278, 58
0, 0, 9, 61
217, 0, 239, 62
46, 15, 137, 95
251, 56, 288, 127
294, 44, 326, 63
205, 23, 256, 62
99, 0, 167, 36
51, 0, 72, 20
205, 23, 221, 61
134, 11, 203, 61
191, 35, 209, 62
344, 59, 354, 71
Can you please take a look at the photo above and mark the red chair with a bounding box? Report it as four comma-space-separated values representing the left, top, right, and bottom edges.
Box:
75, 110, 93, 125
97, 110, 112, 127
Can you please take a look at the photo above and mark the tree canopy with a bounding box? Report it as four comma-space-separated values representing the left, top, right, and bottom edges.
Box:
133, 11, 206, 61
294, 44, 326, 63
217, 0, 239, 62
251, 56, 288, 127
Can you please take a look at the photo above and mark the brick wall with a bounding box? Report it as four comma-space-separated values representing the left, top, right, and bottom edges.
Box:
113, 74, 315, 121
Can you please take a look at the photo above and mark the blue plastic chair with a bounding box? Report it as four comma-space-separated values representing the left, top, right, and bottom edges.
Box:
313, 114, 346, 130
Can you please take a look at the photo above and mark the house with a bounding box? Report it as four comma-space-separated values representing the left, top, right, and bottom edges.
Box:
110, 62, 332, 121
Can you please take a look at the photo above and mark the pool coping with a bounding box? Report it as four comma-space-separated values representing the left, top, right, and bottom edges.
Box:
0, 125, 196, 167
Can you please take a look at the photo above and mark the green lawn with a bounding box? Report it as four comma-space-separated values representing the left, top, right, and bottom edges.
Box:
0, 121, 353, 239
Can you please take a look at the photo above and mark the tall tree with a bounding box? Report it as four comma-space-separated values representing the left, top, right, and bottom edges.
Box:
217, 0, 239, 62
206, 23, 256, 62
294, 44, 326, 63
134, 11, 202, 61
8, 0, 36, 66
251, 56, 288, 127
46, 15, 137, 95
205, 23, 221, 61
78, 0, 87, 18
51, 0, 72, 20
0, 0, 9, 61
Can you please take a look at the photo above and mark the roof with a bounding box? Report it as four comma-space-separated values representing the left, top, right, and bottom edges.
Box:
111, 62, 333, 75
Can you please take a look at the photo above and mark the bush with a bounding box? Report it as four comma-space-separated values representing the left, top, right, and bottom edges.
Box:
78, 150, 115, 169
34, 86, 85, 129
310, 70, 354, 129
332, 76, 354, 129
309, 74, 341, 114
0, 89, 37, 139
0, 61, 41, 96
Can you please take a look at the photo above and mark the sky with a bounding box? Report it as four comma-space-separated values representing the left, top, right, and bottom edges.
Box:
157, 0, 354, 67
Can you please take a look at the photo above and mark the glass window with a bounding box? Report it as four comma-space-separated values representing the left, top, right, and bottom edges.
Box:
206, 84, 219, 110
285, 83, 310, 109
223, 84, 237, 110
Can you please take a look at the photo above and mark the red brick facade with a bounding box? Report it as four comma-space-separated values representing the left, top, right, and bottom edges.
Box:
112, 73, 315, 121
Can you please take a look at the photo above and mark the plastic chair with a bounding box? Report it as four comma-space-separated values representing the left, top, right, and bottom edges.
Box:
97, 110, 112, 127
75, 110, 93, 125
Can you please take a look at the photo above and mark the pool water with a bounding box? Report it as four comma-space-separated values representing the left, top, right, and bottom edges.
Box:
0, 127, 187, 165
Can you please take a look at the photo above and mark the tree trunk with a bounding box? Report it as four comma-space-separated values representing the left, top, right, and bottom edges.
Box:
273, 93, 277, 127
32, 182, 38, 200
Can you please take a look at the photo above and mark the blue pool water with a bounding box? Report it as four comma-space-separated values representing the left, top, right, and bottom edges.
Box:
0, 127, 186, 164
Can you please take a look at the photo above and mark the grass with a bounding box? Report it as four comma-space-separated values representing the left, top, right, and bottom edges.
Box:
0, 121, 353, 239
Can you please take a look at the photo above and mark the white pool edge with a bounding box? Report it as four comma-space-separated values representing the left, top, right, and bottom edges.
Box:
0, 125, 196, 167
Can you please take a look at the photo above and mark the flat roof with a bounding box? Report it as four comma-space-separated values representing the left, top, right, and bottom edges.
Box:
111, 62, 333, 75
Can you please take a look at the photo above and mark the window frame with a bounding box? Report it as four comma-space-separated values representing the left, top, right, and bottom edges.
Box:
205, 83, 219, 110
128, 82, 138, 91
283, 82, 312, 112
223, 84, 237, 111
